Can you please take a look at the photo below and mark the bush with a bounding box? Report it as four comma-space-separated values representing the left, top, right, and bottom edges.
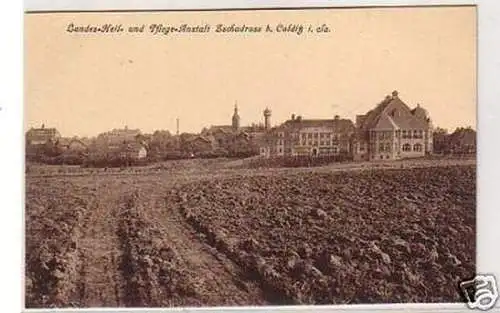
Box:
247, 154, 354, 169
82, 156, 149, 168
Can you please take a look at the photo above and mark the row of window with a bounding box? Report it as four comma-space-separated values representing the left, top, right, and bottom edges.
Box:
278, 139, 341, 147
403, 143, 423, 152
402, 130, 424, 139
377, 143, 423, 152
372, 130, 425, 139
300, 140, 339, 147
299, 132, 340, 140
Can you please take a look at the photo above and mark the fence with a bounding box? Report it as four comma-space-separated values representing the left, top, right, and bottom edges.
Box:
245, 154, 354, 169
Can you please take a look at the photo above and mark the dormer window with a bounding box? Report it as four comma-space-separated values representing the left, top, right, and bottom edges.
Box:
390, 109, 398, 117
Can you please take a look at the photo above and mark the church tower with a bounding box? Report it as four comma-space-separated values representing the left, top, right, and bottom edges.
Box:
263, 107, 271, 130
232, 102, 240, 131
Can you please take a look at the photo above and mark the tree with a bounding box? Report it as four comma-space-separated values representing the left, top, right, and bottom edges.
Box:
433, 127, 449, 154
148, 130, 176, 157
449, 127, 476, 154
43, 140, 64, 157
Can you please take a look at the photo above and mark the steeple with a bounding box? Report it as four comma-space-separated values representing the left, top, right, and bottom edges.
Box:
232, 101, 240, 130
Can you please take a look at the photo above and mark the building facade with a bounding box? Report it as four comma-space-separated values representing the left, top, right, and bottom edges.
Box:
354, 91, 433, 161
26, 124, 61, 145
260, 115, 356, 157
96, 126, 141, 145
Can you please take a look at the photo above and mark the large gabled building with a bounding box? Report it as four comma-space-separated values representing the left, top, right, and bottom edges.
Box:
26, 124, 61, 145
259, 114, 356, 157
353, 90, 433, 161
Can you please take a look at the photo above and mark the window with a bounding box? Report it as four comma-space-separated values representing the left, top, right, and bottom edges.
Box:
301, 140, 306, 146
413, 143, 422, 152
380, 155, 384, 159
332, 146, 338, 154
320, 133, 325, 139
320, 141, 325, 146
385, 143, 391, 152
278, 140, 283, 145
314, 133, 319, 139
313, 141, 318, 146
386, 155, 390, 159
359, 145, 365, 152
279, 148, 283, 153
308, 133, 312, 139
301, 133, 306, 140
326, 133, 331, 138
402, 130, 408, 139
413, 130, 419, 138
379, 143, 385, 152
402, 143, 411, 152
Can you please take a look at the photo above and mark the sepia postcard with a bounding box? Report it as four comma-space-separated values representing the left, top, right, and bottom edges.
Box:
23, 5, 484, 310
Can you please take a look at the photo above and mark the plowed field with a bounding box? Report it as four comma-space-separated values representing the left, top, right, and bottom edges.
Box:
25, 159, 475, 307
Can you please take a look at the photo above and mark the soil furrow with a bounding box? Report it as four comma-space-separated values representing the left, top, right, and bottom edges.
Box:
74, 181, 126, 307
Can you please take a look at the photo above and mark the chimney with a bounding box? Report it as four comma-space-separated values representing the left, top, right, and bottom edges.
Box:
176, 118, 180, 136
291, 114, 296, 120
334, 115, 340, 120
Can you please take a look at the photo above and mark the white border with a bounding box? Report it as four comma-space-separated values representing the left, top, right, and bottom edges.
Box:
0, 0, 23, 313
24, 0, 475, 12
5, 0, 499, 312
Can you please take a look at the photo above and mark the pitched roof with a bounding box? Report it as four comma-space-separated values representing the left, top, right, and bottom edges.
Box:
279, 118, 355, 133
240, 125, 266, 133
207, 125, 234, 134
188, 135, 213, 143
360, 93, 429, 131
373, 113, 400, 130
26, 127, 60, 140
69, 139, 88, 147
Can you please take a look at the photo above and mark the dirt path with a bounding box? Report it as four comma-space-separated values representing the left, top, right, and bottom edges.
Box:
135, 182, 267, 306
75, 179, 126, 307
64, 175, 266, 307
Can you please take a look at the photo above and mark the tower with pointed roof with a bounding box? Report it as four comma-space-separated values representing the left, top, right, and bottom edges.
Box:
232, 102, 240, 131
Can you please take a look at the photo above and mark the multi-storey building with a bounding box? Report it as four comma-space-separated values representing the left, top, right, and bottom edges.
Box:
96, 126, 141, 145
260, 114, 356, 157
26, 124, 61, 145
353, 90, 433, 161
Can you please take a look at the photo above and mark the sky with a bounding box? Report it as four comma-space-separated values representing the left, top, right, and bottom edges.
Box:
24, 6, 476, 137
